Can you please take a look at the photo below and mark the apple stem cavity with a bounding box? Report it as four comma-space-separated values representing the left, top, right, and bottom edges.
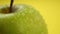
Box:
10, 0, 14, 13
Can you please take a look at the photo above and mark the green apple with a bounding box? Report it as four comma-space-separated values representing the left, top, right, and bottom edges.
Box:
0, 0, 48, 34
0, 4, 48, 34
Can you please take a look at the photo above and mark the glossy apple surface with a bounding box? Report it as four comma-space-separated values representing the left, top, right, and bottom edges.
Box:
0, 4, 48, 34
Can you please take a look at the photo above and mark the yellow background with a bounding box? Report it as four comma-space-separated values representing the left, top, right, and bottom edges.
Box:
0, 0, 60, 34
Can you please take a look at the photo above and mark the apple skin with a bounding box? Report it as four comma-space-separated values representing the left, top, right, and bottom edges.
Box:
0, 4, 48, 34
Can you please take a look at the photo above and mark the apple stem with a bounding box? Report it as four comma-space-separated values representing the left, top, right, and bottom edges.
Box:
10, 0, 14, 12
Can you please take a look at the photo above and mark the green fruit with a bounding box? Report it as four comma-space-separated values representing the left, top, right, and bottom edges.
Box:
0, 4, 48, 34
